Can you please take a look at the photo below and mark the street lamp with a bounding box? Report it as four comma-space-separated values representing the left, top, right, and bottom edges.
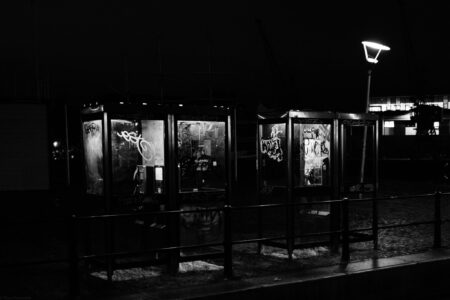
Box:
359, 40, 390, 191
361, 41, 390, 111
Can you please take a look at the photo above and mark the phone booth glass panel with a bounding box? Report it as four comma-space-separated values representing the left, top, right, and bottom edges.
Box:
82, 120, 104, 196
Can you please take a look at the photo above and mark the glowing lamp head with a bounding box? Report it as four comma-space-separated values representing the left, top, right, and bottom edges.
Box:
362, 41, 390, 64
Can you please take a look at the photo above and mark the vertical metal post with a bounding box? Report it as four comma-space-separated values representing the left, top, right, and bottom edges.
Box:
339, 122, 345, 197
224, 114, 234, 278
372, 121, 379, 250
102, 112, 114, 282
372, 196, 379, 250
341, 198, 350, 263
286, 117, 294, 259
374, 119, 379, 195
434, 191, 442, 248
256, 120, 263, 254
223, 205, 233, 278
330, 117, 340, 252
69, 215, 79, 297
360, 69, 372, 188
167, 113, 179, 274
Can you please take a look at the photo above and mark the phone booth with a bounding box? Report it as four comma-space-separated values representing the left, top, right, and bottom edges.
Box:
256, 110, 379, 257
80, 101, 235, 275
174, 105, 234, 261
339, 113, 379, 246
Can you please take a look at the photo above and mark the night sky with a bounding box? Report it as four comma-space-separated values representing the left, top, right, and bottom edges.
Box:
1, 1, 450, 111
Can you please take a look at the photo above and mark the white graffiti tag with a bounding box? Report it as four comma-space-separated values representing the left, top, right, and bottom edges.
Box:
260, 125, 284, 162
117, 131, 155, 161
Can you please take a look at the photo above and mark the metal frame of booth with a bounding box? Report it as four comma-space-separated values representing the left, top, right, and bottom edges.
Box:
256, 110, 379, 258
79, 102, 236, 275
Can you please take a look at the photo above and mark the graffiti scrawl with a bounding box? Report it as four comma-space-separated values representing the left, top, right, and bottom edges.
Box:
117, 131, 155, 162
260, 125, 284, 162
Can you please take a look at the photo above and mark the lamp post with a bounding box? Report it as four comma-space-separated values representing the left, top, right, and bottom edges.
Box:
359, 41, 390, 190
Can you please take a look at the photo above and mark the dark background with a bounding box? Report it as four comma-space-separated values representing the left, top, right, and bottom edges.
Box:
1, 1, 450, 196
1, 1, 450, 111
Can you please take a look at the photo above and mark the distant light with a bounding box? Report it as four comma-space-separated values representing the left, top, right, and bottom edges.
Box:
369, 106, 382, 112
142, 102, 148, 106
213, 105, 217, 108
384, 121, 395, 128
119, 101, 124, 105
52, 141, 60, 148
362, 41, 390, 64
178, 104, 183, 107
434, 121, 440, 129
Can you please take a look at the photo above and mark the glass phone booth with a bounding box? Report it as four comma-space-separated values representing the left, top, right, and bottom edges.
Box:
80, 102, 235, 274
174, 105, 234, 259
256, 110, 379, 257
80, 103, 169, 275
257, 110, 339, 258
339, 113, 379, 246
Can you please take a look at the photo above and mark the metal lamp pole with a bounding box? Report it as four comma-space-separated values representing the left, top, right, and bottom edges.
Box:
359, 41, 389, 192
359, 69, 372, 188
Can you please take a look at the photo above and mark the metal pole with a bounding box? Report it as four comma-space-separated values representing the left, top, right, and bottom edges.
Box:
372, 194, 379, 250
359, 69, 372, 190
434, 191, 442, 248
373, 122, 379, 250
286, 118, 294, 259
330, 117, 340, 252
103, 112, 114, 282
341, 198, 350, 263
256, 121, 262, 254
167, 113, 179, 274
223, 205, 233, 278
224, 114, 234, 278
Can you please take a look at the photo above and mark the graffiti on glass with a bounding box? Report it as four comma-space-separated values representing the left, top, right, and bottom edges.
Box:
260, 125, 284, 162
117, 131, 155, 162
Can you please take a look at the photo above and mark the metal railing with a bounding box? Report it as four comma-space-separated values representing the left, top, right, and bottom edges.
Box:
1, 191, 450, 297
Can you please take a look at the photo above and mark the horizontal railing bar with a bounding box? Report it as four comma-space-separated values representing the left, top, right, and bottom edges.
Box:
77, 207, 224, 220
232, 200, 342, 210
81, 242, 224, 261
228, 230, 342, 246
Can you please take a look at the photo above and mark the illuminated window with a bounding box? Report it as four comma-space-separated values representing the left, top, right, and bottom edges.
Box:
434, 121, 440, 135
369, 106, 381, 112
384, 121, 395, 128
405, 127, 416, 136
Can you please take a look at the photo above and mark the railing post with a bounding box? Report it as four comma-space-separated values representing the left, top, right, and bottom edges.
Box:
223, 205, 233, 278
341, 198, 350, 263
372, 196, 378, 250
434, 191, 442, 248
69, 214, 79, 298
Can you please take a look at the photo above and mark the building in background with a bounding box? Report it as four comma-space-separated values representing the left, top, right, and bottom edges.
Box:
369, 95, 450, 182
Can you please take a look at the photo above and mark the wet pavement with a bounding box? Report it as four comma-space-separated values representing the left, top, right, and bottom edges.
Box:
103, 248, 450, 300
